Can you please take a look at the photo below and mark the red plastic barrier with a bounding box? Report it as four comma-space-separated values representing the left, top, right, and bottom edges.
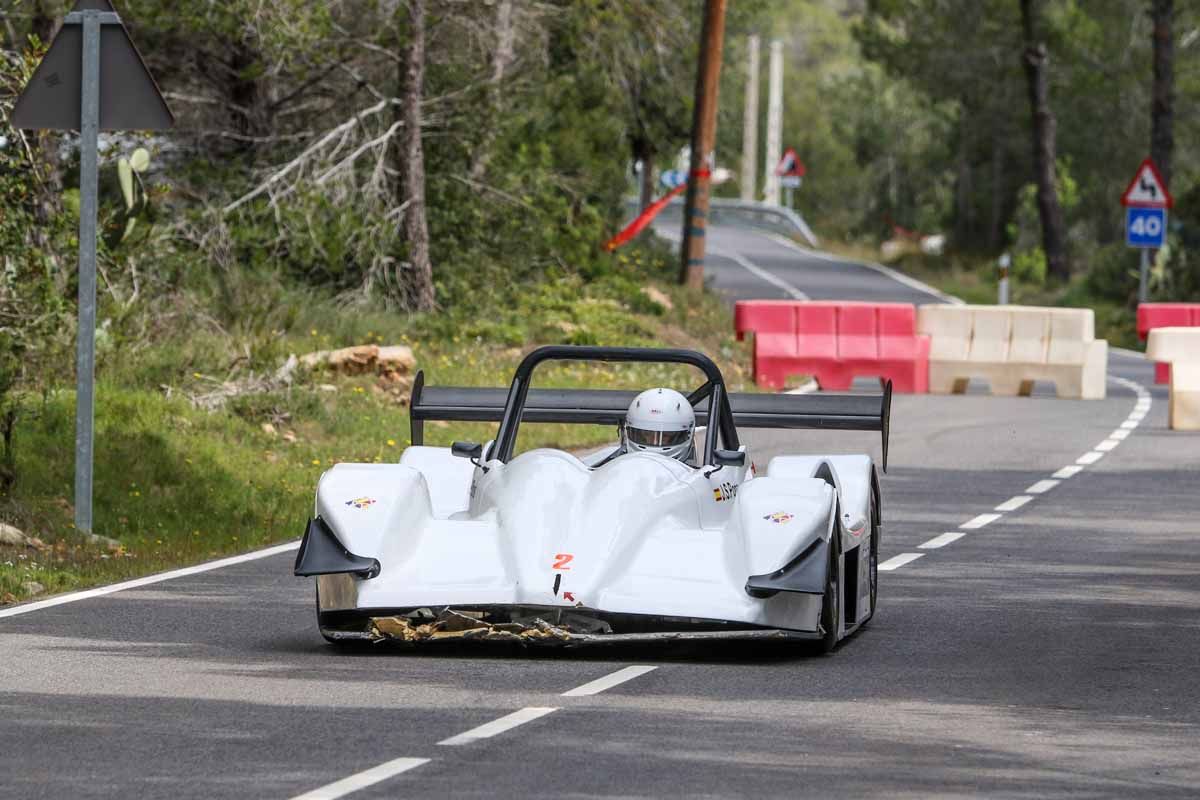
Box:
735, 301, 929, 392
1137, 303, 1200, 383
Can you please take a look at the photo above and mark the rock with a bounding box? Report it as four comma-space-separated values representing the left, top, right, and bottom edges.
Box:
640, 286, 674, 311
299, 350, 328, 369
376, 345, 415, 372
282, 431, 297, 443
327, 345, 379, 374
0, 523, 29, 547
317, 384, 338, 393
274, 354, 299, 384
85, 533, 123, 552
261, 422, 277, 436
20, 581, 45, 597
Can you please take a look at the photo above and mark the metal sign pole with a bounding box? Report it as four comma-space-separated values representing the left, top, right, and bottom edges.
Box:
1138, 248, 1150, 304
73, 10, 105, 534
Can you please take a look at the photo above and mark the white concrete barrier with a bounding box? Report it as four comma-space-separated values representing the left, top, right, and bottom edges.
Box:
1146, 327, 1200, 430
917, 305, 1108, 399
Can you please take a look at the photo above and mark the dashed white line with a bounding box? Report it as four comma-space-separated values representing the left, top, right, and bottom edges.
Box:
1120, 419, 1139, 429
1095, 439, 1121, 452
0, 541, 301, 620
879, 553, 925, 570
437, 707, 558, 746
562, 666, 657, 697
994, 495, 1033, 512
960, 513, 1002, 530
1110, 429, 1131, 440
1053, 465, 1084, 479
1026, 479, 1060, 494
919, 532, 964, 549
1076, 451, 1105, 465
709, 245, 811, 300
288, 757, 430, 800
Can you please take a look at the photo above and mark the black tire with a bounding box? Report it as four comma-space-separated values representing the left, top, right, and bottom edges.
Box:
814, 528, 841, 654
862, 494, 879, 626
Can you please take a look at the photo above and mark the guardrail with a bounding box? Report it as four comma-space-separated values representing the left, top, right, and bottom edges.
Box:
626, 196, 820, 248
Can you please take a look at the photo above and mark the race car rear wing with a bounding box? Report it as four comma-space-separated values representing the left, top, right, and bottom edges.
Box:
409, 371, 893, 470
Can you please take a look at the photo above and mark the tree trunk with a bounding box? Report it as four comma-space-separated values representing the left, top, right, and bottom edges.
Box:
30, 0, 55, 44
1019, 0, 1069, 281
470, 0, 515, 182
399, 0, 435, 311
954, 116, 974, 247
1151, 0, 1174, 189
988, 130, 1007, 250
634, 138, 655, 211
226, 42, 267, 153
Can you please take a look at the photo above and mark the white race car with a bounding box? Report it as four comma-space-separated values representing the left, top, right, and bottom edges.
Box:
295, 345, 890, 650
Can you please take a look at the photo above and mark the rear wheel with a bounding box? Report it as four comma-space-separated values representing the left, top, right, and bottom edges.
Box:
863, 495, 879, 625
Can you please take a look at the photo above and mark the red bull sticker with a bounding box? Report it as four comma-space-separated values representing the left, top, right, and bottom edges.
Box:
764, 511, 794, 524
345, 497, 376, 510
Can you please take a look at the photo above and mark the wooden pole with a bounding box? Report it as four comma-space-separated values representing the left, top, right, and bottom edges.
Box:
679, 0, 728, 289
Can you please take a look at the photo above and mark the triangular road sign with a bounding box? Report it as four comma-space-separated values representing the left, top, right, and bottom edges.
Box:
774, 147, 806, 177
1121, 158, 1172, 208
11, 0, 173, 131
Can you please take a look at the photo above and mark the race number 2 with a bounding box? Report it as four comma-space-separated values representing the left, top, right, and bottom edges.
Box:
552, 553, 574, 570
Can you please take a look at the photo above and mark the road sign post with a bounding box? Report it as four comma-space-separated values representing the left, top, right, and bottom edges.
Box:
1120, 158, 1173, 305
11, 0, 173, 534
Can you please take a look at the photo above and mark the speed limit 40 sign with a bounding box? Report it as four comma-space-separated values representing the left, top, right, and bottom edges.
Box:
1126, 207, 1166, 249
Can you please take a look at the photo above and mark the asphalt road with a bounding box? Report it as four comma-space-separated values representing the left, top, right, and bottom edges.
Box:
3, 225, 1198, 799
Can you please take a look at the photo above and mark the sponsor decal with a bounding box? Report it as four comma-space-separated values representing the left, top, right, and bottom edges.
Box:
562, 591, 577, 603
713, 481, 738, 502
345, 497, 376, 510
764, 511, 794, 524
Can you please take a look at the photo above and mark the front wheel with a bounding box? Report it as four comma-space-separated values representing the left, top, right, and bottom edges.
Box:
813, 532, 841, 654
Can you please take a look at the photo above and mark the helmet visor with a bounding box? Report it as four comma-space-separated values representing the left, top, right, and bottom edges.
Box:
627, 426, 691, 448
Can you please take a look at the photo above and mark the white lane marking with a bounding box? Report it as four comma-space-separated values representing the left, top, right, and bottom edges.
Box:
994, 495, 1033, 512
1121, 420, 1139, 429
0, 541, 301, 620
919, 532, 964, 550
562, 665, 657, 697
1111, 346, 1148, 360
437, 707, 558, 746
289, 758, 430, 800
1095, 439, 1121, 452
1053, 465, 1084, 479
1110, 429, 1131, 440
1130, 411, 1147, 421
763, 232, 963, 304
709, 245, 810, 300
1076, 451, 1105, 465
1026, 479, 1060, 494
960, 513, 1002, 530
657, 229, 810, 299
879, 552, 924, 571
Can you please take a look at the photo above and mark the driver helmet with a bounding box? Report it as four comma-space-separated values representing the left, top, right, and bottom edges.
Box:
622, 388, 695, 461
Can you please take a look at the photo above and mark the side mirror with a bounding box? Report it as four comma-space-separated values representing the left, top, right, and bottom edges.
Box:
713, 449, 746, 467
704, 448, 746, 477
451, 441, 483, 460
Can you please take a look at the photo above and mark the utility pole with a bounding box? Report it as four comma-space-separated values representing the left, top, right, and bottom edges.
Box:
740, 35, 760, 202
679, 0, 728, 289
763, 39, 784, 207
